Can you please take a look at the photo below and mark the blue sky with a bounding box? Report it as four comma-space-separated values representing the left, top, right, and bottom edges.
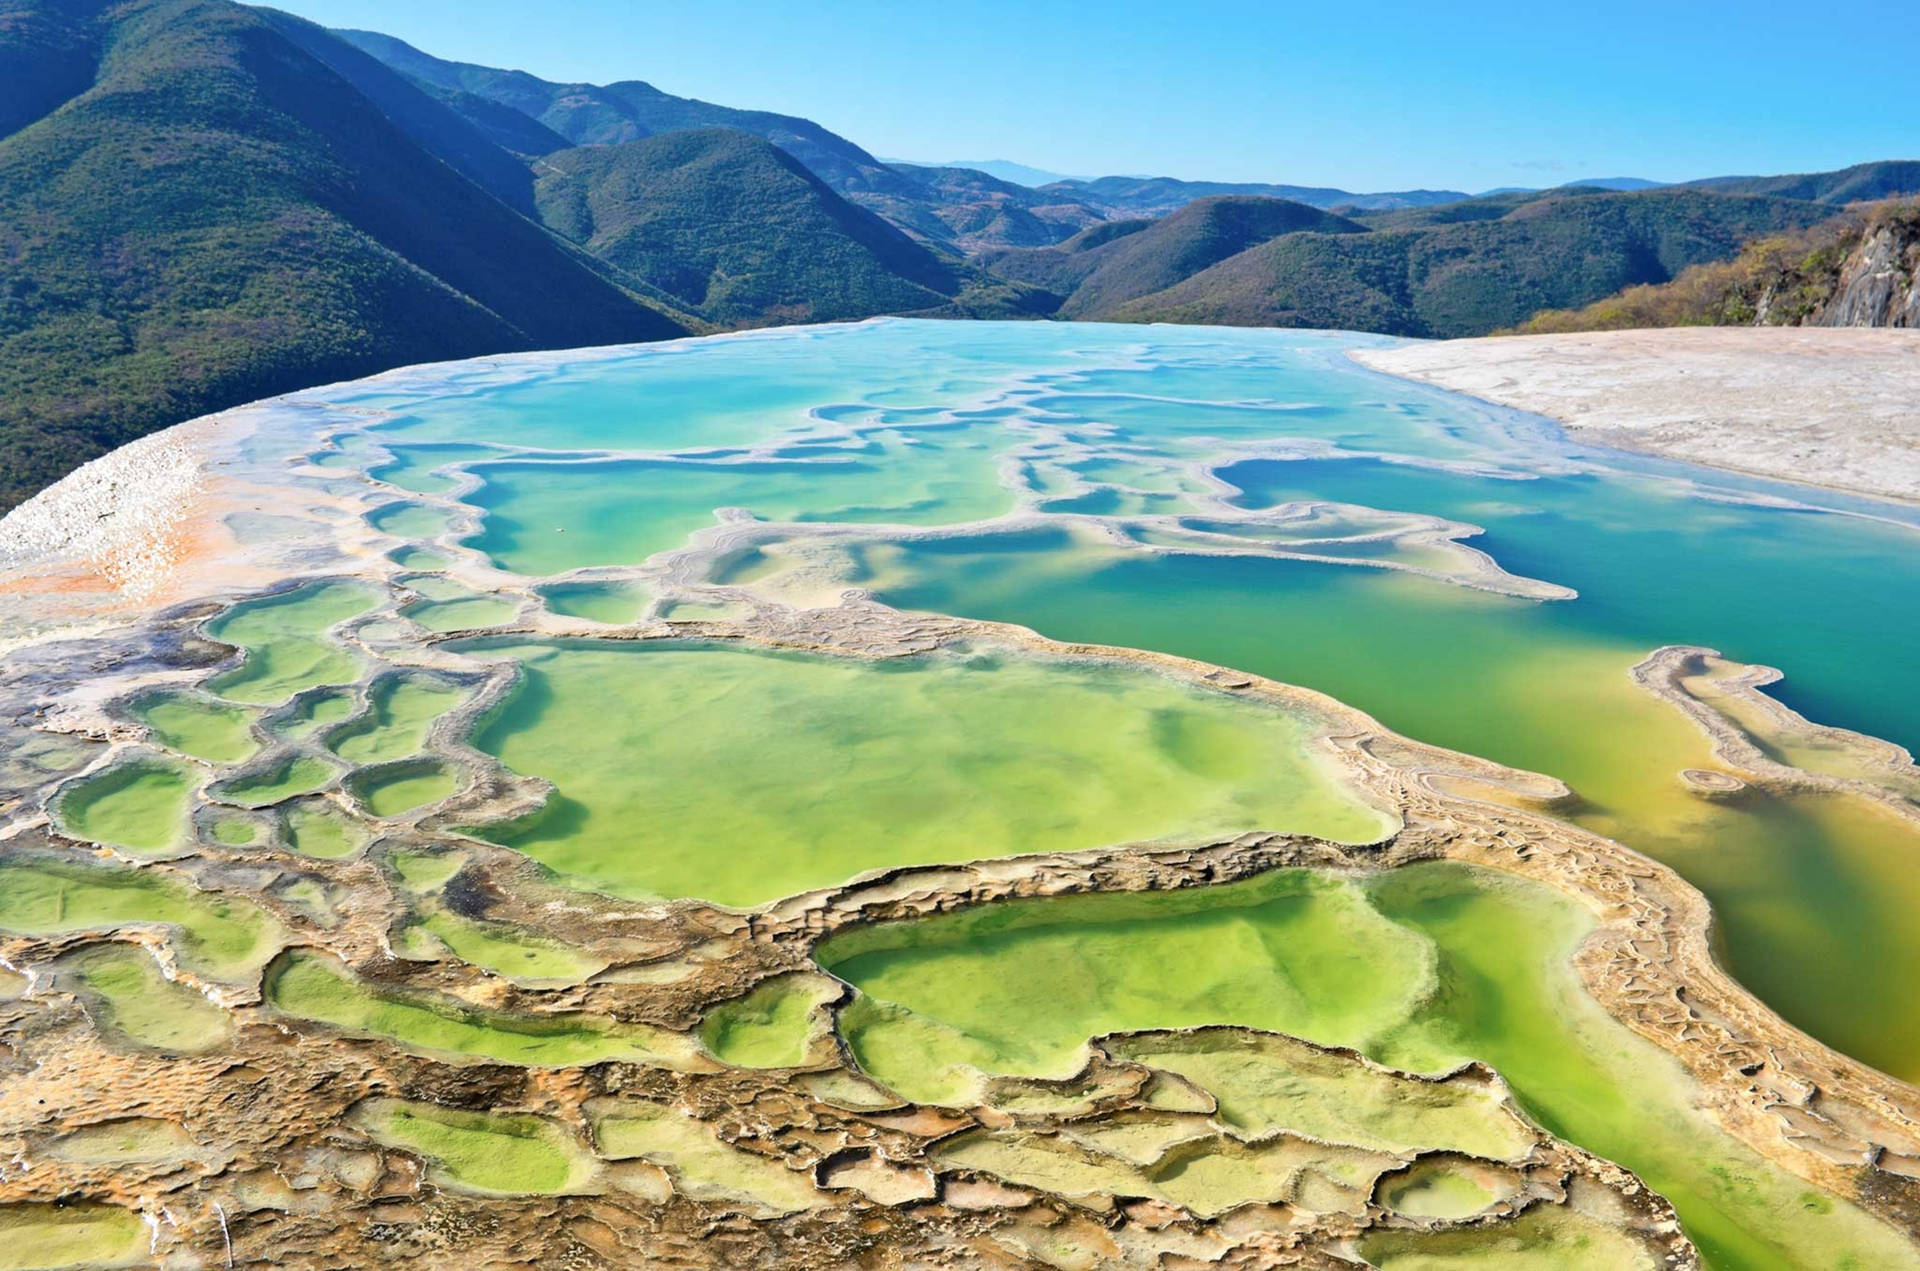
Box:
275, 0, 1919, 192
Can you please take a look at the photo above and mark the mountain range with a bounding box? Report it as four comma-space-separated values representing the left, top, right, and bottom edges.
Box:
2, 0, 1915, 511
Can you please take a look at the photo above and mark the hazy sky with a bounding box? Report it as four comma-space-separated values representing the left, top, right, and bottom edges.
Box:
272, 0, 1919, 191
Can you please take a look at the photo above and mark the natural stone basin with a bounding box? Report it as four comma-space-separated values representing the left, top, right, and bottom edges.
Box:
819, 861, 1917, 1269
456, 638, 1391, 906
204, 580, 383, 705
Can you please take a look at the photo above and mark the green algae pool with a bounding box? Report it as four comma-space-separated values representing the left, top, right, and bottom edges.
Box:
67, 943, 233, 1054
455, 638, 1390, 906
464, 422, 1017, 575
265, 950, 696, 1067
0, 857, 282, 981
218, 320, 1920, 1262
205, 580, 383, 705
327, 674, 466, 765
353, 1098, 597, 1195
317, 321, 1920, 1075
53, 753, 195, 855
133, 692, 258, 764
872, 522, 1920, 1082
819, 862, 1914, 1270
0, 1203, 147, 1271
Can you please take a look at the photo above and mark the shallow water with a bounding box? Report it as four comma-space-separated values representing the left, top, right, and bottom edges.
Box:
0, 857, 282, 981
456, 638, 1389, 906
205, 580, 382, 705
464, 422, 1016, 575
872, 523, 1920, 1079
820, 863, 1912, 1269
313, 320, 1920, 1071
197, 319, 1920, 1261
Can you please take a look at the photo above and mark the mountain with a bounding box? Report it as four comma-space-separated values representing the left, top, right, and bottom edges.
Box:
1517, 198, 1920, 332
1044, 175, 1472, 218
980, 196, 1367, 318
1563, 177, 1666, 191
862, 164, 1107, 250
908, 159, 1082, 188
1100, 189, 1834, 337
335, 29, 910, 194
1680, 159, 1920, 205
532, 129, 1037, 325
335, 30, 1103, 251
0, 0, 687, 514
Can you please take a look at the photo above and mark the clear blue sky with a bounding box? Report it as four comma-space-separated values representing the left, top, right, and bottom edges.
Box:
272, 0, 1918, 192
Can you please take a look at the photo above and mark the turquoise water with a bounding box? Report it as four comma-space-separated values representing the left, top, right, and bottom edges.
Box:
289, 319, 1920, 1262
323, 318, 1920, 1077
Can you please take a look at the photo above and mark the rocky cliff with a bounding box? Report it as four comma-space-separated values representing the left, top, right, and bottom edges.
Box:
1520, 198, 1920, 332
1811, 208, 1920, 326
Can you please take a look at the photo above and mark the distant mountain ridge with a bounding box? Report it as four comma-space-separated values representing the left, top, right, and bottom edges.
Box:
1042, 175, 1473, 217
531, 129, 1044, 325
981, 197, 1369, 318
893, 159, 1083, 188
997, 188, 1836, 337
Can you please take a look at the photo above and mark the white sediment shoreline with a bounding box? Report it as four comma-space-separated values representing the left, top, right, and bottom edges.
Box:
1353, 327, 1920, 505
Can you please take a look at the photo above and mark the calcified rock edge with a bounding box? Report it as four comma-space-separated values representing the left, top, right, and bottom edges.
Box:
1353, 328, 1920, 505
2, 366, 1918, 1269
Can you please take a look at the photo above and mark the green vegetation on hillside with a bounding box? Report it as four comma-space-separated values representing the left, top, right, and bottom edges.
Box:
1681, 159, 1920, 205
1517, 198, 1920, 332
982, 196, 1367, 318
534, 129, 1029, 325
338, 28, 1107, 252
1100, 189, 1833, 336
335, 27, 904, 192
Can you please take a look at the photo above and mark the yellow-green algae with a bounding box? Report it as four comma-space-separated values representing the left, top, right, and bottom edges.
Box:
698, 973, 840, 1068
0, 858, 283, 981
132, 691, 258, 763
277, 688, 356, 738
397, 908, 605, 984
1104, 1030, 1534, 1161
1359, 1203, 1660, 1270
53, 754, 194, 854
934, 1121, 1392, 1218
0, 1203, 146, 1271
66, 943, 232, 1054
328, 674, 466, 764
387, 847, 465, 891
401, 579, 520, 633
458, 639, 1389, 905
208, 813, 261, 846
590, 1100, 823, 1213
819, 863, 1914, 1270
213, 754, 338, 807
264, 950, 697, 1067
282, 798, 367, 859
45, 1117, 204, 1164
352, 1098, 597, 1195
351, 759, 458, 817
205, 580, 382, 705
1376, 1157, 1507, 1220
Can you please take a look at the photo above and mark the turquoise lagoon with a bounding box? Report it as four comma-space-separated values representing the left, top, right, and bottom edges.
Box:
318, 320, 1920, 1264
